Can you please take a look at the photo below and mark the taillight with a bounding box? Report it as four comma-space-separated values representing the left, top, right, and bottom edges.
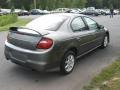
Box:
36, 37, 53, 49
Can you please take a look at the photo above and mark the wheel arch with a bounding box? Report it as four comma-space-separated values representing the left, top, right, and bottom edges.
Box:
65, 47, 78, 57
105, 31, 110, 43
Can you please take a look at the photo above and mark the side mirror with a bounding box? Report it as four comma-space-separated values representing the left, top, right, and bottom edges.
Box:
98, 25, 104, 29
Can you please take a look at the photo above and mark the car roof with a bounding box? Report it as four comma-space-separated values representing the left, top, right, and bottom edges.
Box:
50, 13, 86, 17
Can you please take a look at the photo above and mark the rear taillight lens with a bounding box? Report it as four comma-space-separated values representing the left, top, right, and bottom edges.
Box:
36, 37, 53, 49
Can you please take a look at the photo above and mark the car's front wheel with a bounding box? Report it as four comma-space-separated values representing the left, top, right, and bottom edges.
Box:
60, 51, 76, 75
101, 35, 109, 48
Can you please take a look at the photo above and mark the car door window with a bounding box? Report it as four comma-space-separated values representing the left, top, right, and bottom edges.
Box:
84, 17, 98, 30
71, 17, 86, 32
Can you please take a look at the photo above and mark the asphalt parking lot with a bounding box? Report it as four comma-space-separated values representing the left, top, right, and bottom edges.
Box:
0, 15, 120, 90
18, 15, 40, 19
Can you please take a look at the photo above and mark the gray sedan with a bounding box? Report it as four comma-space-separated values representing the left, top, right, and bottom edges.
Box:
4, 13, 110, 75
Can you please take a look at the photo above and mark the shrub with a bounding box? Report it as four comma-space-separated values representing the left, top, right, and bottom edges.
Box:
0, 14, 18, 27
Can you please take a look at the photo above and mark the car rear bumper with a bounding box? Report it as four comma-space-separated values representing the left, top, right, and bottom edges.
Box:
4, 41, 60, 71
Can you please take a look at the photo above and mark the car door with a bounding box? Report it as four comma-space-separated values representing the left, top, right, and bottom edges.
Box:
83, 16, 105, 48
71, 16, 97, 55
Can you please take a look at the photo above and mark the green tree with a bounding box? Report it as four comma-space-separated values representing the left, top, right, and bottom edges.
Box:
0, 0, 120, 10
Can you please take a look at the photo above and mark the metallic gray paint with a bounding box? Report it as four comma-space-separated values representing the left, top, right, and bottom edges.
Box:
4, 13, 109, 71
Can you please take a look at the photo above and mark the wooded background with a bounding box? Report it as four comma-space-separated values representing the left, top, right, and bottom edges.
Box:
0, 0, 120, 10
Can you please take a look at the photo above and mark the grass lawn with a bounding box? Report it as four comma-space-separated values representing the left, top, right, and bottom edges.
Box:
84, 57, 120, 90
0, 19, 31, 32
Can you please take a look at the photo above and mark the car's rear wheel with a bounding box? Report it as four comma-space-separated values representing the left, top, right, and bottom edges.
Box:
60, 51, 76, 75
101, 35, 109, 48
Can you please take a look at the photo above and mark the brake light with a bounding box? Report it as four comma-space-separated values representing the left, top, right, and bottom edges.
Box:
36, 37, 53, 49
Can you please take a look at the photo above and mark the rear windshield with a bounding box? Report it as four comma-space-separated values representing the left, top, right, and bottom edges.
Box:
26, 14, 68, 31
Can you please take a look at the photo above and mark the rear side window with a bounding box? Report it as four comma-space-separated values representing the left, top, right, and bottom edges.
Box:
71, 17, 86, 32
84, 17, 98, 30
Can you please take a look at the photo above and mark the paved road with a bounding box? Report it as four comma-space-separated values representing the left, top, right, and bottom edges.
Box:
0, 15, 120, 90
18, 15, 41, 19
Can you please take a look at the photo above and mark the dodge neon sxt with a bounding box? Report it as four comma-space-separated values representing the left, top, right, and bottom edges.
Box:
4, 13, 110, 74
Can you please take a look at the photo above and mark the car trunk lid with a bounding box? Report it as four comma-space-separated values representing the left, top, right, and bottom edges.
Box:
7, 27, 49, 50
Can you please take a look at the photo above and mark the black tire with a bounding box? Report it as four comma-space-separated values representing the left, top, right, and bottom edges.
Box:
60, 51, 76, 75
100, 35, 109, 48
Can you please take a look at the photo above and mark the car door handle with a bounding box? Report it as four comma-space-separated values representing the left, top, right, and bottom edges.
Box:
76, 37, 81, 40
89, 33, 96, 37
